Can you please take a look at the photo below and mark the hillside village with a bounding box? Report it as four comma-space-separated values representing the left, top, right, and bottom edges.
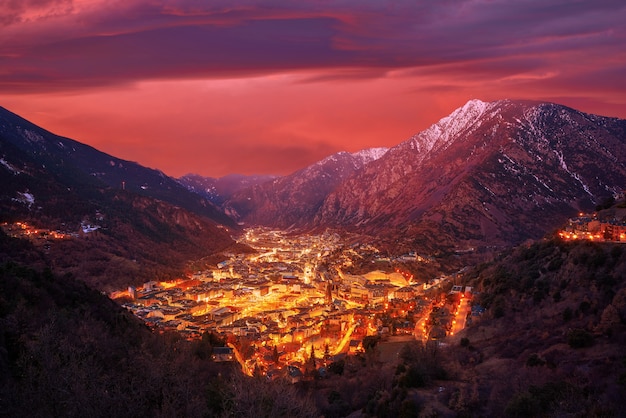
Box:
559, 206, 626, 242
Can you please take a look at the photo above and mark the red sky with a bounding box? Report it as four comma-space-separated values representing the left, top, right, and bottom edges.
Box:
2, 0, 625, 177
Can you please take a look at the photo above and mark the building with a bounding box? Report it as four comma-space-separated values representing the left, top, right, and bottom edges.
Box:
211, 346, 234, 362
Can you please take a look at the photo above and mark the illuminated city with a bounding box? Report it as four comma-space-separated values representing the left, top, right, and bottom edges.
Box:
112, 228, 472, 378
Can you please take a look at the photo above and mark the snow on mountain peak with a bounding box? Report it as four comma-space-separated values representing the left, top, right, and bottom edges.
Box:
409, 99, 497, 154
351, 147, 388, 164
0, 158, 22, 174
14, 191, 35, 209
314, 148, 388, 169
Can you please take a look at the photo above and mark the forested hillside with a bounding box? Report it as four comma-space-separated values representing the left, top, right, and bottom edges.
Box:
0, 235, 318, 417
457, 238, 626, 416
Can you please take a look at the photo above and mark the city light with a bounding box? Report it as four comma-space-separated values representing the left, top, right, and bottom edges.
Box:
113, 227, 473, 377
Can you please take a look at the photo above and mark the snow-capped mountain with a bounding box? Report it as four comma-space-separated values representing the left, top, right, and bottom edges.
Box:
316, 99, 626, 250
351, 147, 389, 164
219, 99, 626, 253
224, 147, 388, 228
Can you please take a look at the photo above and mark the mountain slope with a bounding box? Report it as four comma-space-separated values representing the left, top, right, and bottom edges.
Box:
0, 106, 235, 227
224, 148, 388, 228
0, 258, 237, 417
455, 237, 626, 416
0, 106, 240, 290
178, 173, 277, 205
316, 100, 626, 251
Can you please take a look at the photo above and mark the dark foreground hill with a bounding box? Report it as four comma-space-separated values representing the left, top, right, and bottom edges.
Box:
0, 258, 224, 417
0, 253, 318, 417
453, 238, 626, 416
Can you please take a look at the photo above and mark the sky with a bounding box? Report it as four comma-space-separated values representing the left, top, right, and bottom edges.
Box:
1, 0, 625, 178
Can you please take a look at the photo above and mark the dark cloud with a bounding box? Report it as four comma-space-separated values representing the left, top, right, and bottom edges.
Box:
1, 0, 624, 92
0, 16, 352, 92
0, 0, 73, 25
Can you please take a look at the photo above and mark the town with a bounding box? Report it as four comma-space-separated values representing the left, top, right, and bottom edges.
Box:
558, 210, 626, 242
8, 205, 624, 382
112, 227, 475, 380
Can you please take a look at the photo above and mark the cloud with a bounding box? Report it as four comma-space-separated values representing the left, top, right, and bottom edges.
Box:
2, 0, 626, 177
0, 0, 73, 25
1, 0, 624, 93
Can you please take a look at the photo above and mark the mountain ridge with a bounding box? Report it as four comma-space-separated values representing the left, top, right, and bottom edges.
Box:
223, 146, 388, 228
0, 106, 236, 228
0, 106, 242, 290
178, 173, 278, 205
317, 99, 626, 248
216, 99, 626, 255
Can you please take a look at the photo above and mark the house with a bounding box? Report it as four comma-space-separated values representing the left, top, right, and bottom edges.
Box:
450, 285, 464, 294
348, 339, 363, 354
211, 346, 234, 362
287, 365, 303, 383
395, 286, 415, 301
143, 281, 158, 291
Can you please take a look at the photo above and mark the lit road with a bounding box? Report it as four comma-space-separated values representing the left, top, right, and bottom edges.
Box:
228, 343, 252, 376
333, 323, 357, 355
450, 296, 472, 336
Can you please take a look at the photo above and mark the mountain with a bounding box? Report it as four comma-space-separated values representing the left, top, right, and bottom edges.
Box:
223, 148, 388, 228
214, 100, 626, 254
178, 173, 277, 205
0, 106, 235, 228
312, 100, 626, 252
0, 106, 241, 290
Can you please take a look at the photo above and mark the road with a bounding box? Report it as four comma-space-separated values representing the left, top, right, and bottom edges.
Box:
450, 295, 472, 336
228, 343, 253, 376
333, 323, 357, 355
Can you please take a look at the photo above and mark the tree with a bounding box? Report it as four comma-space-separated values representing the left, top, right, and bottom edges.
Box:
220, 372, 319, 417
309, 345, 317, 369
567, 329, 594, 348
272, 345, 280, 364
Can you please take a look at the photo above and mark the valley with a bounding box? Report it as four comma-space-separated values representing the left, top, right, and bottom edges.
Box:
112, 227, 470, 379
2, 99, 626, 417
3, 0, 626, 414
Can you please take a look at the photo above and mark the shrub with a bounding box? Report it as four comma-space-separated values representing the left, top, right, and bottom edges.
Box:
398, 398, 421, 418
547, 257, 563, 271
562, 307, 573, 322
567, 329, 594, 348
399, 364, 428, 388
328, 359, 345, 375
525, 353, 545, 367
505, 392, 540, 417
492, 295, 506, 318
578, 301, 591, 314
